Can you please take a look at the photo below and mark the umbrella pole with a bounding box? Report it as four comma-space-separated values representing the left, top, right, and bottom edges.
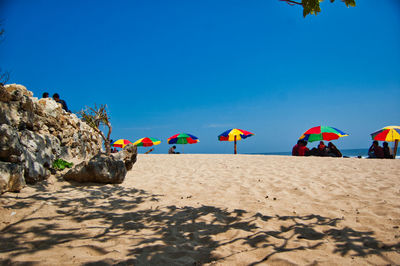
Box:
182, 144, 184, 154
234, 136, 237, 154
394, 139, 398, 158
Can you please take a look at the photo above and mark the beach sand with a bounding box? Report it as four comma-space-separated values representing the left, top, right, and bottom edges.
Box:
1, 154, 400, 265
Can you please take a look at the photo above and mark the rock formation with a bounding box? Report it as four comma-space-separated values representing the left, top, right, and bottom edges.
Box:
0, 84, 103, 193
64, 144, 137, 184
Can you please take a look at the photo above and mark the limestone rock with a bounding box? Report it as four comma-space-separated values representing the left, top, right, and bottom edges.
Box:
4, 84, 33, 98
20, 130, 60, 184
112, 144, 137, 171
35, 97, 63, 118
0, 83, 103, 190
64, 145, 137, 184
64, 154, 127, 184
0, 162, 25, 193
0, 124, 24, 163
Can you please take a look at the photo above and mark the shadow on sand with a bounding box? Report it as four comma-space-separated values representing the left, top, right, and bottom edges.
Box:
1, 181, 399, 265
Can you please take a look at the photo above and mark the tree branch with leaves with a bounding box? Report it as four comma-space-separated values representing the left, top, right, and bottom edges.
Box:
0, 69, 10, 85
79, 104, 113, 155
0, 23, 10, 86
280, 0, 356, 17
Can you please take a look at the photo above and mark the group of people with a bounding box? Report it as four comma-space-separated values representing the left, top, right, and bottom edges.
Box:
292, 140, 342, 157
368, 140, 394, 159
42, 92, 69, 112
292, 139, 395, 159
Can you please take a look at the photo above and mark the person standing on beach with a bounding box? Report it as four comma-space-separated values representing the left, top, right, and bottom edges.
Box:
53, 93, 70, 112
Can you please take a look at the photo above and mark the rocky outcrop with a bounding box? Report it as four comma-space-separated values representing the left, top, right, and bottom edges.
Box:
111, 144, 137, 171
0, 84, 103, 192
64, 144, 137, 184
0, 162, 25, 193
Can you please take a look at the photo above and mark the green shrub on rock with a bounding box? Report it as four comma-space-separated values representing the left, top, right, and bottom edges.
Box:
52, 159, 73, 171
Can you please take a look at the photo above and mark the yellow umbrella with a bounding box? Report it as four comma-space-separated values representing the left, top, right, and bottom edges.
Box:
112, 139, 133, 148
371, 125, 400, 157
218, 128, 254, 154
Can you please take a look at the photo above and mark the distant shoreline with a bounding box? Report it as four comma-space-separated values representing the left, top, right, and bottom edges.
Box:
137, 148, 399, 158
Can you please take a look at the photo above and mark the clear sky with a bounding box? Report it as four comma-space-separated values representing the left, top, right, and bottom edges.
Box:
1, 0, 399, 154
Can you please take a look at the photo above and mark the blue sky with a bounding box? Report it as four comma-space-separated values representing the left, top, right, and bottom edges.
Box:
1, 0, 399, 154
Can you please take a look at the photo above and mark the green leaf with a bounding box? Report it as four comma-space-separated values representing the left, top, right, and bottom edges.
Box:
52, 159, 73, 171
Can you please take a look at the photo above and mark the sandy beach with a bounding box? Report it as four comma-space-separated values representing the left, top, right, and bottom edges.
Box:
1, 154, 400, 265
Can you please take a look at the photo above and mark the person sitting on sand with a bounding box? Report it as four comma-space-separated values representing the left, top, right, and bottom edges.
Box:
383, 142, 393, 159
292, 140, 301, 156
368, 141, 384, 158
299, 140, 310, 156
326, 142, 342, 157
317, 141, 328, 156
318, 141, 326, 151
292, 140, 309, 156
168, 145, 180, 154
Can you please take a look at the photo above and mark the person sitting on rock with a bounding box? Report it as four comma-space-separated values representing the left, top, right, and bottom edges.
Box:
53, 93, 69, 112
42, 92, 49, 98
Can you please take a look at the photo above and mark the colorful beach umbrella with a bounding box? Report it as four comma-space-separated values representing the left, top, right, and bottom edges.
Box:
112, 139, 133, 148
370, 125, 400, 157
218, 128, 254, 154
133, 137, 161, 147
299, 126, 348, 142
370, 126, 400, 142
167, 133, 199, 153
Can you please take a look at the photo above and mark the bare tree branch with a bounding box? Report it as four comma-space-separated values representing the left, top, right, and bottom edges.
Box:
79, 104, 112, 155
0, 70, 10, 85
280, 0, 302, 6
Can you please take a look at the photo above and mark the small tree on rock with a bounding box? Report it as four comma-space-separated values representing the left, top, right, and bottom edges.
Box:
79, 104, 112, 155
0, 23, 10, 85
280, 0, 356, 17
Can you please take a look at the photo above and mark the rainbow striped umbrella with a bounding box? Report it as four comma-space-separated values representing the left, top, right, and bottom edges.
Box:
299, 126, 348, 142
167, 133, 199, 153
371, 126, 400, 142
112, 139, 133, 148
133, 137, 161, 147
371, 125, 400, 157
218, 128, 254, 154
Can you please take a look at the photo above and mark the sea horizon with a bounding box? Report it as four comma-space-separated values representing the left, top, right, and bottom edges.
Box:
138, 148, 400, 158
